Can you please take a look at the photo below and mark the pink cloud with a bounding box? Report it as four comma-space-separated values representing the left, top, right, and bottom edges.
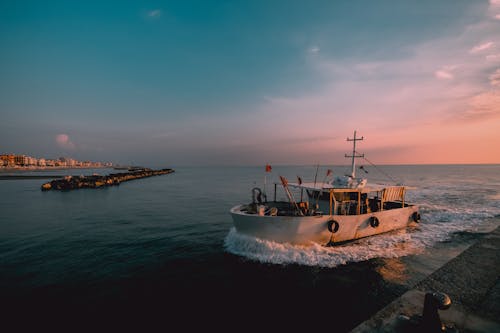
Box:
56, 134, 76, 150
435, 70, 454, 80
464, 91, 500, 120
470, 41, 494, 54
486, 53, 500, 62
490, 69, 500, 86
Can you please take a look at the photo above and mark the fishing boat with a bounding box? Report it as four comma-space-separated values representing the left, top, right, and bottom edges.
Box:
230, 131, 420, 245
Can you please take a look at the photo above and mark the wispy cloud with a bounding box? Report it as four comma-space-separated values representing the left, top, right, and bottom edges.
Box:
309, 46, 320, 54
56, 134, 76, 150
470, 41, 494, 54
148, 9, 162, 18
464, 91, 500, 120
486, 53, 500, 62
488, 0, 500, 20
490, 68, 500, 86
150, 131, 177, 139
434, 66, 456, 80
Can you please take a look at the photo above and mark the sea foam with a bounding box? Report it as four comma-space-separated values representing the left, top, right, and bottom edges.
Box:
224, 227, 424, 268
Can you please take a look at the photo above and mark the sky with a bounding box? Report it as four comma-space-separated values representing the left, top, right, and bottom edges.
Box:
1, 0, 500, 166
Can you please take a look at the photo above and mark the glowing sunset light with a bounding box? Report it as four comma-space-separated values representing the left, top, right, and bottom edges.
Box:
1, 1, 499, 165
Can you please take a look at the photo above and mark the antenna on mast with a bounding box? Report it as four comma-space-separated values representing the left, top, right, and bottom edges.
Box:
345, 130, 364, 178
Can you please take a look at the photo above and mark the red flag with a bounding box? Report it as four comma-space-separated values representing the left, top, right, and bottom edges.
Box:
265, 164, 272, 172
297, 176, 303, 185
326, 169, 332, 177
279, 175, 288, 186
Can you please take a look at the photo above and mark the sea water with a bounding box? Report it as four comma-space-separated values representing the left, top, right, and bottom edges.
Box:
1, 165, 499, 330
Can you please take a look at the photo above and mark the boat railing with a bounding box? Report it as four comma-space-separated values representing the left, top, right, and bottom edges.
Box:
381, 186, 406, 211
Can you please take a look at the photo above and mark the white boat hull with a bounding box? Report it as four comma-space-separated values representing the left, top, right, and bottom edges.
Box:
230, 204, 419, 245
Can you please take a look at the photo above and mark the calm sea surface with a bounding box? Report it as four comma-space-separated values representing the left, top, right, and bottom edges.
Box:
1, 165, 499, 330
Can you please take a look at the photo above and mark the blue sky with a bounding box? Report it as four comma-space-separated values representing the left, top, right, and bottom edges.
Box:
1, 1, 500, 166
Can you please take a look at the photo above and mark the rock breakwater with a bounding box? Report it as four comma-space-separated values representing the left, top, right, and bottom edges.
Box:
41, 168, 174, 191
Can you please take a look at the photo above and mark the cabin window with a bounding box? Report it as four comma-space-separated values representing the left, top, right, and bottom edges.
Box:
367, 192, 381, 212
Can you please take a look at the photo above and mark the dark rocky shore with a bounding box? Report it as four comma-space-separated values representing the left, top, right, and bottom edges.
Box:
40, 168, 174, 191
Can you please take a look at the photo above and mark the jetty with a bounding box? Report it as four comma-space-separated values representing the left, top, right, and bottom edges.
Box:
40, 168, 174, 191
352, 224, 500, 332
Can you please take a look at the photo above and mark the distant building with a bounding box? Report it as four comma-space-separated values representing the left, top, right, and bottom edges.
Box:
0, 154, 14, 166
60, 157, 76, 167
0, 152, 112, 169
14, 155, 28, 166
26, 156, 37, 166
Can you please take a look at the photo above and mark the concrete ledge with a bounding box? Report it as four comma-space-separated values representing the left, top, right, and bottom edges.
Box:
352, 226, 500, 332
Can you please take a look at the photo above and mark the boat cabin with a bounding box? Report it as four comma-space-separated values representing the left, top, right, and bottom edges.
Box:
269, 182, 408, 217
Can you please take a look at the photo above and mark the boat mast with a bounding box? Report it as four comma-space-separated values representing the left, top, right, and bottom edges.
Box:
345, 130, 364, 178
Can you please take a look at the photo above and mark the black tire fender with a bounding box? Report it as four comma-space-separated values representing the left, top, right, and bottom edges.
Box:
327, 219, 340, 233
369, 216, 379, 228
412, 212, 421, 223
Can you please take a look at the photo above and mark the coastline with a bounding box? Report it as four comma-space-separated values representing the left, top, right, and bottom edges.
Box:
0, 166, 110, 173
0, 175, 68, 180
